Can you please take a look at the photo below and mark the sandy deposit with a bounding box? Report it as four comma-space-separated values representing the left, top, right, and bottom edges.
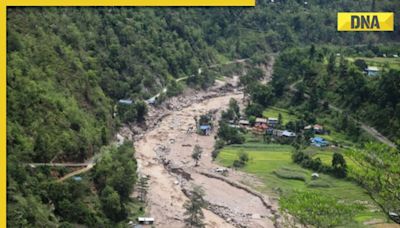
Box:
131, 60, 282, 228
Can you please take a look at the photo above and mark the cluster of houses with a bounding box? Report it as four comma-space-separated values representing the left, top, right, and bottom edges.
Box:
253, 117, 297, 139
231, 117, 297, 139
231, 116, 331, 147
236, 117, 278, 130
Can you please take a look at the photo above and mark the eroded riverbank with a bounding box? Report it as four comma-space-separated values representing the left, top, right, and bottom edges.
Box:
123, 64, 285, 227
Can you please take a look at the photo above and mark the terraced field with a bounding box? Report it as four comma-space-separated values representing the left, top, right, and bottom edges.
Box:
262, 107, 298, 125
216, 143, 389, 226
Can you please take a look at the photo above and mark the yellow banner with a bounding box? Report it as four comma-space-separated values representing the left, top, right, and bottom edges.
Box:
337, 12, 394, 31
6, 0, 255, 6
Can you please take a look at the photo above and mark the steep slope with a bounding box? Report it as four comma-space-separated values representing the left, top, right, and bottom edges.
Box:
6, 2, 400, 226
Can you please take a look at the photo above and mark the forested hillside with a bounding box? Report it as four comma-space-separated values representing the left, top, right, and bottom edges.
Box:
269, 45, 400, 143
7, 1, 400, 226
8, 1, 400, 163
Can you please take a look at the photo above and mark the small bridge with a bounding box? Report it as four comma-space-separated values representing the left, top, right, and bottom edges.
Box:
27, 163, 89, 167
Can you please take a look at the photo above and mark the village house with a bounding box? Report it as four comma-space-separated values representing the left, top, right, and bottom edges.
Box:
255, 117, 267, 125
270, 129, 283, 137
228, 124, 240, 129
199, 125, 211, 135
281, 130, 296, 137
255, 118, 268, 130
118, 99, 133, 105
239, 119, 250, 128
365, 66, 379, 77
304, 125, 312, 130
304, 124, 325, 134
267, 117, 278, 127
268, 129, 296, 138
311, 137, 329, 147
313, 124, 324, 134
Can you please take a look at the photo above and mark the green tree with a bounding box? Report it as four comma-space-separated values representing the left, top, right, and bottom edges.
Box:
250, 84, 273, 107
331, 153, 347, 178
192, 145, 203, 167
308, 87, 319, 112
233, 150, 249, 168
229, 98, 240, 119
137, 175, 149, 203
278, 113, 283, 126
134, 101, 148, 122
327, 53, 336, 74
238, 150, 249, 164
100, 186, 123, 222
33, 133, 50, 162
339, 57, 349, 78
217, 122, 245, 145
101, 126, 108, 145
354, 59, 367, 71
309, 44, 316, 60
167, 80, 183, 97
184, 186, 206, 228
245, 103, 263, 117
248, 115, 256, 126
291, 82, 305, 105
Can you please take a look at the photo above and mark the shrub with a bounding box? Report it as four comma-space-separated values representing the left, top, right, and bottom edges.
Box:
331, 152, 347, 178
166, 80, 183, 97
245, 103, 264, 117
217, 122, 245, 144
307, 179, 331, 188
232, 151, 249, 168
292, 150, 330, 173
248, 116, 256, 126
292, 150, 308, 163
211, 150, 220, 161
273, 169, 306, 182
238, 151, 249, 163
213, 140, 225, 154
233, 159, 245, 168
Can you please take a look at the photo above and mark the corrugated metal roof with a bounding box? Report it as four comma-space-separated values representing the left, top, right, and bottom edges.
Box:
200, 125, 211, 130
366, 66, 379, 71
119, 99, 133, 105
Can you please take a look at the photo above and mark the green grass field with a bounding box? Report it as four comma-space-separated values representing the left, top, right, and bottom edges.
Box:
216, 143, 388, 225
262, 106, 298, 125
347, 57, 400, 70
309, 148, 364, 175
